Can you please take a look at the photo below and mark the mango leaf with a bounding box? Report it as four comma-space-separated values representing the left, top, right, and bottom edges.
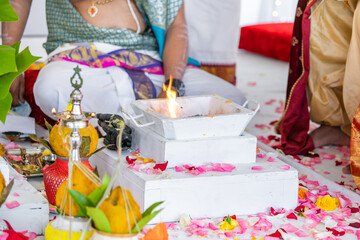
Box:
0, 93, 12, 124
131, 209, 163, 234
88, 144, 114, 157
86, 207, 112, 233
142, 201, 164, 218
0, 0, 19, 22
79, 136, 91, 158
67, 189, 95, 217
44, 118, 53, 133
88, 173, 110, 206
0, 46, 17, 75
28, 134, 55, 153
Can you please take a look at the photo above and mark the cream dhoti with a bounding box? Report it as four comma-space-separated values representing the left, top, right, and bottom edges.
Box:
33, 42, 246, 119
308, 0, 360, 136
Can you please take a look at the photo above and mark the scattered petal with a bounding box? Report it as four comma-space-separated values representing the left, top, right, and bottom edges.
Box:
154, 161, 168, 171
5, 201, 20, 209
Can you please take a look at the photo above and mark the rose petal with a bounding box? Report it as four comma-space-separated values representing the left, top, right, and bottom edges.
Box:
154, 161, 168, 171
12, 192, 20, 197
280, 165, 290, 170
126, 156, 136, 164
286, 213, 298, 220
5, 201, 20, 209
0, 232, 9, 240
209, 223, 219, 231
251, 166, 263, 171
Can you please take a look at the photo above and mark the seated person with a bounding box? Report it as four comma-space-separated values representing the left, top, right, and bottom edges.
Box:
3, 0, 246, 119
276, 0, 359, 155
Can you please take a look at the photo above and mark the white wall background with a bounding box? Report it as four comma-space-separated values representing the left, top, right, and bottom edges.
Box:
240, 0, 298, 26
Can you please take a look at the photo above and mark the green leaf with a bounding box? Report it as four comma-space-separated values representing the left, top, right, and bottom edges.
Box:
67, 189, 95, 217
11, 42, 21, 55
44, 119, 53, 133
88, 174, 110, 206
0, 93, 12, 124
80, 136, 91, 158
0, 45, 40, 123
142, 201, 164, 218
87, 144, 114, 157
0, 0, 19, 22
86, 207, 112, 233
0, 46, 17, 75
131, 209, 163, 234
28, 134, 55, 153
0, 46, 40, 98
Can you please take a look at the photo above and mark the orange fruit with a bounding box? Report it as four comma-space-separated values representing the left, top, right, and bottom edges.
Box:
99, 187, 142, 234
55, 164, 99, 216
49, 120, 98, 157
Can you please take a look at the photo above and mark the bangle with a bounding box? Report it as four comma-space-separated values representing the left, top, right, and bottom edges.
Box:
164, 78, 185, 97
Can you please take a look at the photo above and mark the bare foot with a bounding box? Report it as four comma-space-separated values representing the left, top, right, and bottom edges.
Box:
309, 125, 350, 148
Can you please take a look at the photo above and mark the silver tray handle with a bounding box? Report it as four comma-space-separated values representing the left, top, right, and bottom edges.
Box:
242, 99, 260, 115
120, 110, 155, 128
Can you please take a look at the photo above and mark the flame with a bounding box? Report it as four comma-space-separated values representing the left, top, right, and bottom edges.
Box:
51, 108, 56, 114
163, 76, 178, 118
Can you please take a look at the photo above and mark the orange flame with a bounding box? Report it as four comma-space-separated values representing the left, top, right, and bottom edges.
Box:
163, 76, 178, 118
51, 108, 56, 114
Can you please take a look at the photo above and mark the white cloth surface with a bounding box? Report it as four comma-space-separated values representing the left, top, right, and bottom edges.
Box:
185, 0, 241, 64
33, 43, 246, 120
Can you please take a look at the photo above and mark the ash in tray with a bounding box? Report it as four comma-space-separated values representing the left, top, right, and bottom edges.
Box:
147, 97, 241, 119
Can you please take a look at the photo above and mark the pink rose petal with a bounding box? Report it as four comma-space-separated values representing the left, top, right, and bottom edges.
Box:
12, 192, 20, 197
252, 166, 263, 171
209, 223, 219, 231
5, 201, 20, 209
0, 232, 9, 240
224, 232, 235, 238
280, 165, 290, 170
265, 99, 276, 105
4, 142, 21, 150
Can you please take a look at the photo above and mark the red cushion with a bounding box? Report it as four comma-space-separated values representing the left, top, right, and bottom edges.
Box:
239, 23, 294, 62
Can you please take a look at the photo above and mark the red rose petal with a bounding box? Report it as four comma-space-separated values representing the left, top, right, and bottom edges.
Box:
286, 212, 298, 220
349, 222, 360, 228
326, 227, 345, 236
154, 161, 168, 171
267, 230, 282, 238
350, 207, 360, 213
126, 156, 136, 164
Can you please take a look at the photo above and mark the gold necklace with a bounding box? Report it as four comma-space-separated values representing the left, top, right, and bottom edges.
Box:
88, 0, 113, 18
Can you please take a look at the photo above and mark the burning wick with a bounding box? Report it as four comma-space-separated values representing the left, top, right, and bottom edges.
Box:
51, 108, 56, 114
163, 75, 178, 118
91, 112, 96, 118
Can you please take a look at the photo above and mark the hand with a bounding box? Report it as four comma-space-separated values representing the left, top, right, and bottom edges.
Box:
10, 75, 25, 106
157, 86, 178, 98
97, 113, 132, 150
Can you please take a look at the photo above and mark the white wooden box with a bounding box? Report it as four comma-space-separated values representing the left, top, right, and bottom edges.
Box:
132, 126, 257, 167
91, 149, 298, 223
0, 157, 49, 235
